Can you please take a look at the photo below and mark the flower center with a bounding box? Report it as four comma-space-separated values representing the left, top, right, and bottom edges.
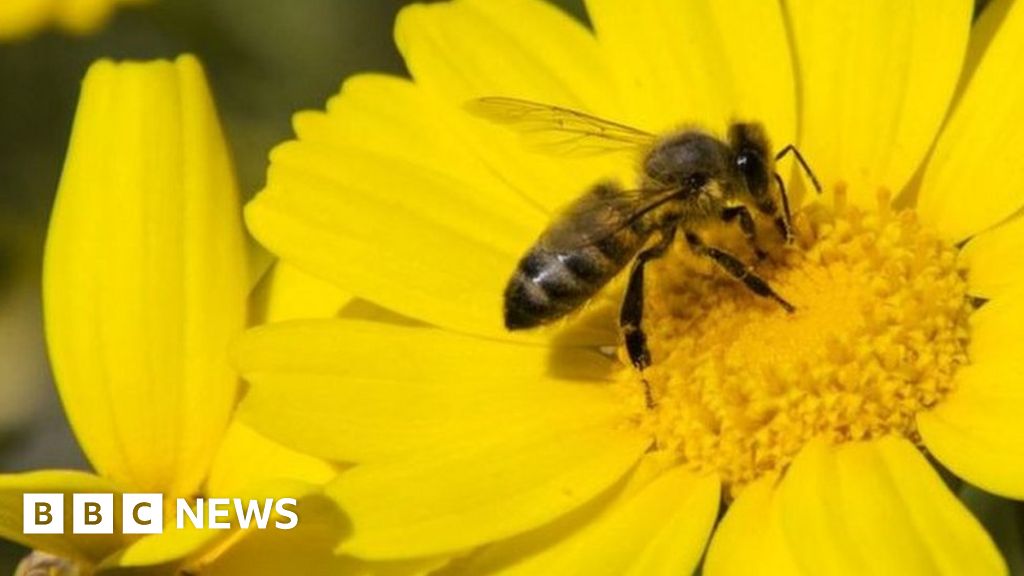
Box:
621, 194, 971, 495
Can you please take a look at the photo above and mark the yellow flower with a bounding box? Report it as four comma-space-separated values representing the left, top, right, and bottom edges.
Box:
239, 0, 1024, 573
0, 0, 146, 41
0, 56, 337, 575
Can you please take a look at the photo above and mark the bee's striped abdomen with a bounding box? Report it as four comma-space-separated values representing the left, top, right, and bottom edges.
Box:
503, 231, 642, 330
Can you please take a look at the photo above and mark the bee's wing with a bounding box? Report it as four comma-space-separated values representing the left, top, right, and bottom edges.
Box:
541, 185, 684, 251
466, 97, 657, 157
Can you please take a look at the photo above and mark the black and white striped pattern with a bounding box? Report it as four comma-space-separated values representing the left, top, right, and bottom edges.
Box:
503, 234, 638, 329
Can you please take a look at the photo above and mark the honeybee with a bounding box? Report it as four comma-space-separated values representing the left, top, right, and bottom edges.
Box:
470, 98, 820, 387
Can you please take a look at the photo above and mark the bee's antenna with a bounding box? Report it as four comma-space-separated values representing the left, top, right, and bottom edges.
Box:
775, 144, 822, 194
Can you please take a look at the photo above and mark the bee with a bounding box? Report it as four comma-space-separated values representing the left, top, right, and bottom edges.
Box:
469, 98, 820, 388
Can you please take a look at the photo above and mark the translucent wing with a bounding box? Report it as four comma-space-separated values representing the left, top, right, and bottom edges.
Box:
541, 184, 684, 251
466, 97, 657, 157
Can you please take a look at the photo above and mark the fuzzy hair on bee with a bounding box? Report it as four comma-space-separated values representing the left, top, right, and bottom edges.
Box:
468, 97, 820, 400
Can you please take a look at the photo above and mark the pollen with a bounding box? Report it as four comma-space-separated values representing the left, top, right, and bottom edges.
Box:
622, 193, 972, 496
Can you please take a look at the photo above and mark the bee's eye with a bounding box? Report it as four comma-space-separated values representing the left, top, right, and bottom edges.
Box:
736, 150, 768, 194
736, 151, 760, 170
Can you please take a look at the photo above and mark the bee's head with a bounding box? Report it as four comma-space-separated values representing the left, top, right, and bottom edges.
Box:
728, 122, 775, 213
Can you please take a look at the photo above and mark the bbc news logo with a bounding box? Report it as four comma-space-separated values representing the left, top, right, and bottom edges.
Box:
23, 493, 298, 534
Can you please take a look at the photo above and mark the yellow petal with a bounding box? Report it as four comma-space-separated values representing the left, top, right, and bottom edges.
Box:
918, 360, 1024, 500
918, 0, 1024, 240
52, 0, 137, 34
97, 524, 226, 572
448, 459, 718, 576
0, 0, 48, 40
44, 56, 247, 497
287, 73, 549, 224
787, 0, 972, 205
585, 0, 796, 142
250, 259, 421, 327
252, 262, 353, 324
292, 74, 615, 216
205, 420, 338, 499
247, 81, 541, 340
394, 1, 633, 214
240, 321, 648, 560
395, 0, 616, 111
0, 0, 144, 40
777, 438, 1005, 575
959, 213, 1024, 299
99, 441, 333, 571
704, 474, 800, 576
0, 471, 125, 565
968, 286, 1024, 364
236, 319, 636, 463
329, 422, 647, 560
955, 0, 1015, 96
248, 74, 620, 344
194, 494, 446, 576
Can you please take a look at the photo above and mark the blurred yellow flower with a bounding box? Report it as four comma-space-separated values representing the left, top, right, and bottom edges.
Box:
0, 56, 338, 575
0, 0, 147, 41
240, 0, 1024, 574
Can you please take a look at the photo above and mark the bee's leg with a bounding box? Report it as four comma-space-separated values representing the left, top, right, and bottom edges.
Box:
685, 232, 795, 313
620, 226, 677, 409
775, 144, 823, 193
721, 205, 767, 259
771, 173, 794, 243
